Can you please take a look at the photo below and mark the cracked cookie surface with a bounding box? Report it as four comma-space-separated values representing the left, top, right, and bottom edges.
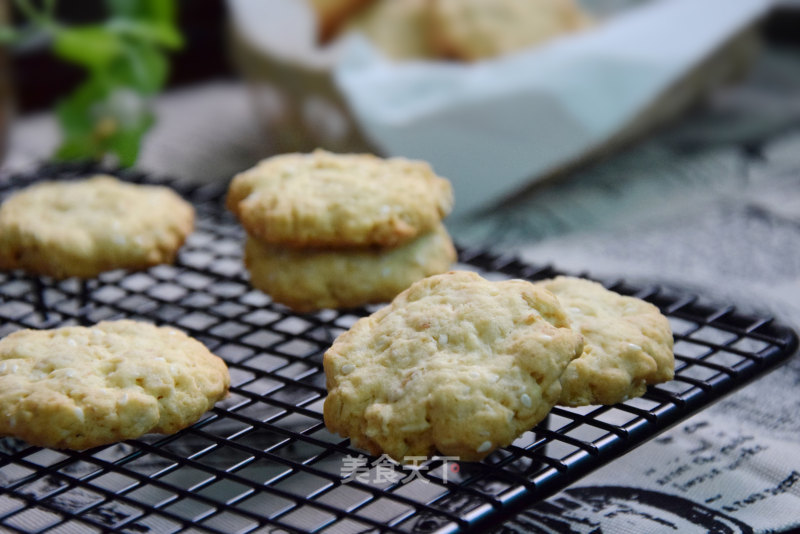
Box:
535, 276, 674, 406
323, 270, 583, 462
0, 175, 195, 279
0, 320, 230, 450
227, 150, 453, 249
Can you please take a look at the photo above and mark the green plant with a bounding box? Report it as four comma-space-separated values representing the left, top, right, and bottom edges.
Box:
1, 0, 182, 166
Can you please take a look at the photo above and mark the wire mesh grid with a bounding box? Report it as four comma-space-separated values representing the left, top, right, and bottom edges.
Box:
0, 166, 797, 534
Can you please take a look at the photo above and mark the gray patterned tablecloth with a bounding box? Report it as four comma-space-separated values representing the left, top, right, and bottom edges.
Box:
4, 43, 800, 534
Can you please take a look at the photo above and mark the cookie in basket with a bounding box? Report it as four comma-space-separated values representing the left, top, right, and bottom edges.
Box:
0, 175, 195, 279
245, 222, 456, 312
535, 276, 674, 406
430, 0, 591, 61
226, 149, 453, 249
323, 270, 584, 462
346, 0, 435, 60
310, 0, 375, 42
0, 320, 230, 450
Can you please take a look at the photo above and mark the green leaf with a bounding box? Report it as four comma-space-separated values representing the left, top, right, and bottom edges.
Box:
105, 114, 154, 166
106, 0, 182, 50
56, 78, 109, 136
111, 41, 168, 94
107, 18, 182, 49
53, 26, 123, 69
54, 78, 108, 162
55, 86, 155, 166
106, 0, 177, 26
0, 25, 19, 43
55, 135, 98, 162
105, 0, 138, 17
13, 0, 48, 26
35, 0, 181, 166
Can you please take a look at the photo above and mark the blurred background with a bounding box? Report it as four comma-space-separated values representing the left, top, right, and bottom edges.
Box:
0, 0, 798, 239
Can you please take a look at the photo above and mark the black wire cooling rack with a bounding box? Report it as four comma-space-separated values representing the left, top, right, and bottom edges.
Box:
0, 165, 797, 534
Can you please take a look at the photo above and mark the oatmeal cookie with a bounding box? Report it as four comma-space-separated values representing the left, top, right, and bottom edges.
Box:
323, 270, 584, 461
227, 150, 453, 249
0, 320, 230, 450
535, 276, 674, 406
430, 0, 590, 61
347, 0, 435, 60
0, 175, 195, 279
310, 0, 375, 42
245, 223, 456, 312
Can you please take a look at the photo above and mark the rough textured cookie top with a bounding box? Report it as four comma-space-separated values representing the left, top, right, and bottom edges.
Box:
227, 150, 454, 248
536, 276, 674, 406
323, 270, 584, 462
0, 175, 195, 279
431, 0, 590, 61
0, 320, 230, 450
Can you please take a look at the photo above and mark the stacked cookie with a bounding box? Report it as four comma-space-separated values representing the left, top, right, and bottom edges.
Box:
324, 271, 675, 462
312, 0, 591, 61
227, 150, 457, 312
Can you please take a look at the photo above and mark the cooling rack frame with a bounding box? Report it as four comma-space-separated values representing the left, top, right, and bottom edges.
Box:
0, 164, 796, 534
